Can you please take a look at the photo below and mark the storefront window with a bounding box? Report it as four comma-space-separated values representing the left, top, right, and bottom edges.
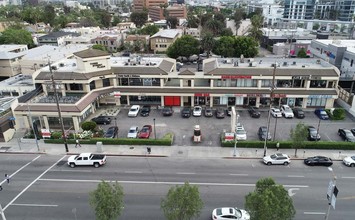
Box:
261, 80, 272, 87
306, 98, 326, 107
310, 80, 326, 88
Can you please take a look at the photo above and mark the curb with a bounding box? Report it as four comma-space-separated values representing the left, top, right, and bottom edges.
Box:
66, 152, 168, 157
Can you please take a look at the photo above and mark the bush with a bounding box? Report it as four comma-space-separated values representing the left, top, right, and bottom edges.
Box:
81, 121, 97, 131
329, 108, 345, 120
51, 131, 63, 139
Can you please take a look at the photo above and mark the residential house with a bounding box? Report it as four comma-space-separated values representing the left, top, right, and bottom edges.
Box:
150, 29, 183, 52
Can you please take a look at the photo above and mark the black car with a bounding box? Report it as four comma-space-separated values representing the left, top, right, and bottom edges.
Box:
215, 108, 225, 118
104, 126, 118, 138
92, 116, 111, 125
140, 105, 151, 116
248, 106, 261, 118
338, 128, 355, 142
181, 107, 191, 118
226, 107, 232, 116
258, 126, 271, 141
162, 107, 173, 116
304, 156, 333, 166
293, 108, 305, 119
307, 126, 320, 141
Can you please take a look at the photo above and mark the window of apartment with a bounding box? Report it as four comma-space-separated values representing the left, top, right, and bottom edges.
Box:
236, 79, 257, 87
89, 81, 96, 90
129, 78, 143, 86
261, 79, 272, 87
344, 57, 349, 61
351, 59, 354, 67
102, 78, 110, 87
69, 83, 83, 90
310, 80, 326, 88
306, 98, 326, 107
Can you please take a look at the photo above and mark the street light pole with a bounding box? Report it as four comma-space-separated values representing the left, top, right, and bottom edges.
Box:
233, 114, 239, 157
153, 118, 156, 139
325, 167, 337, 220
48, 60, 69, 153
264, 63, 277, 156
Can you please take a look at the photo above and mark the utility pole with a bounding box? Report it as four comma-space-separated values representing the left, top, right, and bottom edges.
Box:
48, 60, 69, 153
27, 103, 40, 151
264, 63, 277, 156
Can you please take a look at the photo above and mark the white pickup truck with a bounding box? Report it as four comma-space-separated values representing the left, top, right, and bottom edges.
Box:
67, 153, 107, 168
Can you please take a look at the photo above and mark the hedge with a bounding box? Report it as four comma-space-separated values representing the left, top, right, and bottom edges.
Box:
44, 133, 174, 146
221, 140, 355, 150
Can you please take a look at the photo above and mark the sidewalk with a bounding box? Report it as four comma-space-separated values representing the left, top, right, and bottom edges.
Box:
1, 138, 354, 161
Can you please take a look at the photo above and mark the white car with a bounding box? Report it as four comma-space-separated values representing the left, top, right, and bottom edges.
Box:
280, 105, 294, 118
343, 156, 355, 167
235, 123, 247, 140
212, 207, 250, 220
127, 126, 139, 138
270, 108, 282, 118
193, 106, 202, 116
128, 105, 140, 117
263, 153, 290, 165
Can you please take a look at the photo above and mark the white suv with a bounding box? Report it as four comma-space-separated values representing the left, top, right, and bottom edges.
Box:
235, 123, 247, 140
128, 105, 140, 117
263, 153, 290, 165
281, 105, 294, 118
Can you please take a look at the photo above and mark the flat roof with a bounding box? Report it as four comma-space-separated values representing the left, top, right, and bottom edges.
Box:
313, 39, 355, 47
0, 74, 33, 87
0, 44, 26, 52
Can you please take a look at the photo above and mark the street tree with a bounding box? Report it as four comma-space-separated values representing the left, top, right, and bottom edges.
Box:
161, 182, 204, 220
89, 180, 124, 220
0, 28, 34, 48
214, 12, 225, 24
140, 24, 159, 36
290, 122, 308, 156
166, 35, 200, 59
187, 13, 199, 28
130, 11, 148, 28
41, 5, 56, 26
167, 16, 178, 29
204, 19, 224, 36
213, 36, 235, 57
220, 28, 234, 36
234, 36, 258, 57
233, 8, 246, 32
248, 14, 264, 41
245, 177, 296, 220
200, 32, 215, 58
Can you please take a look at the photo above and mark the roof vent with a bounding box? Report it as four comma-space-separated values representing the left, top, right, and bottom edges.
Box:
271, 63, 276, 67
316, 59, 321, 64
283, 62, 288, 66
302, 65, 306, 68
292, 61, 296, 65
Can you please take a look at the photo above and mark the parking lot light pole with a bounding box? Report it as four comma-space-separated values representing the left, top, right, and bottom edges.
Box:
316, 118, 321, 142
233, 114, 239, 157
153, 118, 156, 139
325, 167, 337, 220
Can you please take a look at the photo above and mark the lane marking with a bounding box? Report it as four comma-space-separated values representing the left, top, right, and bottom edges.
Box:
287, 175, 305, 178
51, 170, 92, 173
39, 178, 309, 188
176, 172, 195, 175
0, 155, 41, 186
3, 155, 66, 211
304, 212, 326, 215
341, 176, 355, 179
11, 203, 58, 207
229, 174, 249, 176
124, 171, 143, 174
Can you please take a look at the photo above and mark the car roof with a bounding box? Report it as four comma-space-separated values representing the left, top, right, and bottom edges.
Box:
217, 207, 235, 216
129, 126, 138, 129
131, 105, 140, 108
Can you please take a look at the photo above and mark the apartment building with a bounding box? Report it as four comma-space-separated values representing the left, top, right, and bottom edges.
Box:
12, 49, 339, 132
133, 0, 167, 11
38, 32, 79, 46
0, 45, 28, 79
150, 29, 183, 52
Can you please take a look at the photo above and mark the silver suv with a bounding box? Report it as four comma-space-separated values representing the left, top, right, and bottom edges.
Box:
263, 153, 290, 165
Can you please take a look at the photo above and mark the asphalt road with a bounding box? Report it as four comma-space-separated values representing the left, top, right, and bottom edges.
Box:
103, 107, 355, 146
1, 154, 354, 220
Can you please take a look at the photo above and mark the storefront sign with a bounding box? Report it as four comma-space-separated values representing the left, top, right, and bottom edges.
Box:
118, 74, 140, 78
221, 75, 252, 79
272, 94, 287, 98
247, 94, 263, 97
114, 91, 121, 97
308, 95, 332, 98
195, 93, 210, 97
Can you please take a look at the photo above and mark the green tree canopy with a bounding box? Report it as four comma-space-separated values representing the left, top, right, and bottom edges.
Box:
186, 13, 199, 28
0, 28, 34, 48
200, 32, 215, 58
213, 36, 235, 57
130, 11, 148, 28
297, 48, 307, 58
167, 16, 178, 29
233, 8, 246, 31
166, 35, 200, 59
161, 182, 204, 220
290, 122, 308, 156
89, 180, 124, 220
140, 24, 159, 36
41, 4, 56, 26
204, 19, 224, 35
213, 36, 258, 58
220, 28, 234, 37
92, 44, 107, 51
245, 177, 296, 220
248, 14, 264, 41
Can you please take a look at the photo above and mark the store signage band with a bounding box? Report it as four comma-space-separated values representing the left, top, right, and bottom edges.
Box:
221, 75, 252, 79
118, 74, 141, 78
195, 93, 210, 97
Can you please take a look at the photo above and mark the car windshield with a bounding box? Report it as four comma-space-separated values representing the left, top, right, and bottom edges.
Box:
142, 127, 149, 132
351, 156, 355, 160
235, 208, 242, 218
320, 111, 327, 115
129, 129, 136, 133
270, 154, 277, 159
216, 208, 222, 215
274, 109, 280, 113
106, 130, 114, 135
236, 130, 246, 134
206, 109, 212, 112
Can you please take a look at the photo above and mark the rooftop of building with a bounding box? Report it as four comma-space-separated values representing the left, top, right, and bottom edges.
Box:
0, 44, 27, 52
151, 29, 183, 38
0, 74, 33, 87
313, 39, 355, 47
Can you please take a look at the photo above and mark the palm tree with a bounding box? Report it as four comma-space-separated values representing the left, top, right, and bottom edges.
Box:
200, 32, 215, 58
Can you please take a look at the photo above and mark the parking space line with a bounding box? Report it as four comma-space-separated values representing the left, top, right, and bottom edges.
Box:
3, 155, 66, 211
287, 175, 305, 178
125, 171, 143, 174
176, 172, 195, 175
304, 212, 326, 215
51, 170, 92, 173
0, 155, 41, 186
341, 176, 355, 179
11, 203, 58, 207
229, 174, 249, 176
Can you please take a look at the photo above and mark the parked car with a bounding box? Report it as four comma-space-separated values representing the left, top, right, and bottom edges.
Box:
211, 207, 250, 220
91, 116, 111, 125
138, 125, 152, 139
343, 156, 355, 167
204, 107, 213, 117
162, 107, 173, 116
338, 128, 355, 142
216, 108, 225, 118
293, 108, 305, 119
181, 107, 191, 118
270, 108, 282, 118
67, 153, 107, 168
351, 128, 355, 136
280, 105, 294, 118
235, 123, 247, 140
127, 126, 139, 138
193, 106, 202, 117
263, 153, 290, 165
307, 126, 321, 141
104, 126, 118, 138
226, 106, 232, 116
304, 156, 333, 166
128, 105, 140, 117
258, 126, 271, 141
248, 106, 261, 118
314, 109, 329, 120
140, 105, 151, 117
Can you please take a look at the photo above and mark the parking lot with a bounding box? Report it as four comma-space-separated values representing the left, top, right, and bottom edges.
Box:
98, 107, 355, 146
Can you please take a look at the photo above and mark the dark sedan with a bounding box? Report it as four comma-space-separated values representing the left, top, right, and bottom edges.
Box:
304, 156, 333, 166
258, 126, 271, 141
314, 109, 329, 120
140, 105, 151, 117
162, 107, 173, 116
181, 107, 191, 118
338, 128, 355, 142
293, 108, 305, 119
248, 106, 261, 118
307, 126, 320, 141
215, 108, 225, 118
91, 116, 111, 125
104, 126, 118, 138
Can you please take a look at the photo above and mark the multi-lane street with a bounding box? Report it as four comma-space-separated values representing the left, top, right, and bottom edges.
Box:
1, 154, 354, 219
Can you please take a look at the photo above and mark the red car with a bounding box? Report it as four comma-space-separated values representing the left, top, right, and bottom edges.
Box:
138, 125, 152, 139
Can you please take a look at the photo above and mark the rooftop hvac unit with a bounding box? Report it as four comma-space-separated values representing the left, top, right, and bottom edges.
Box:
292, 61, 296, 65
283, 62, 288, 66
